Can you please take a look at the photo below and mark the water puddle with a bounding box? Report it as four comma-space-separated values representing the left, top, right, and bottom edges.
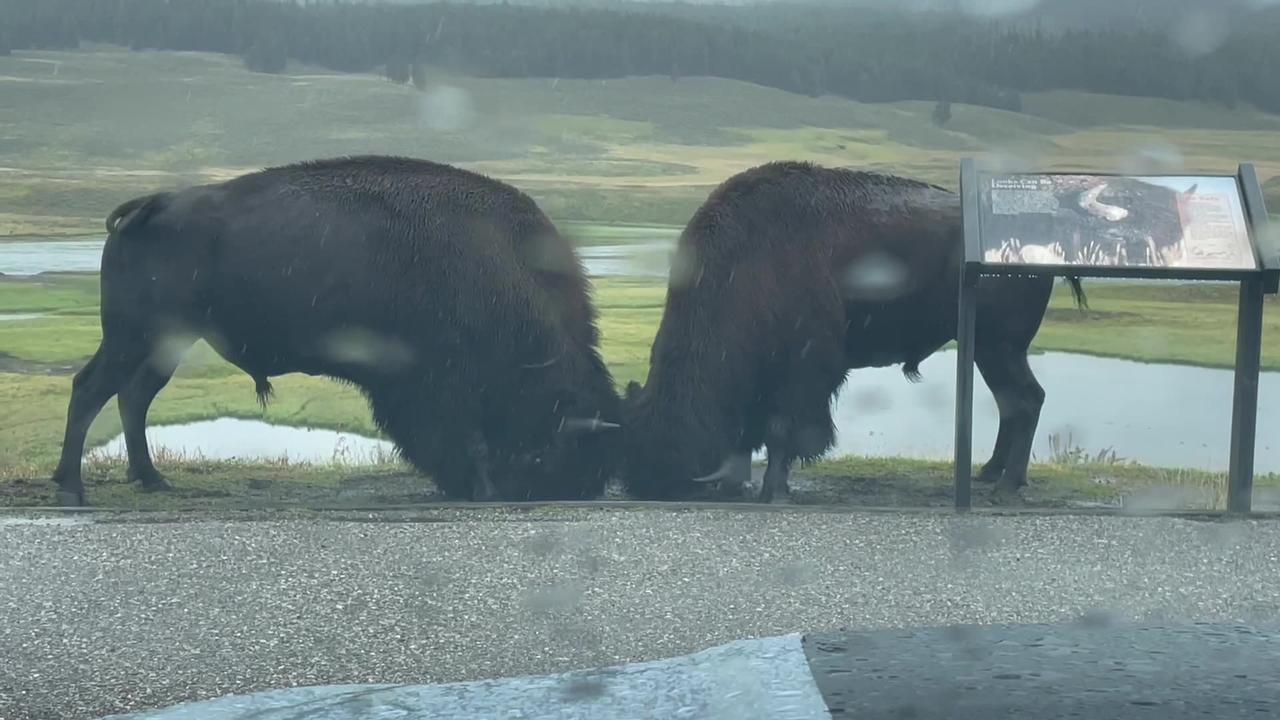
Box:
576, 241, 670, 278
0, 237, 673, 278
769, 349, 1280, 474
90, 418, 395, 466
74, 349, 1280, 475
0, 238, 105, 275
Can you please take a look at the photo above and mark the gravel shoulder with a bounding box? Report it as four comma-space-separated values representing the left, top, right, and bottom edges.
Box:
3, 506, 1279, 720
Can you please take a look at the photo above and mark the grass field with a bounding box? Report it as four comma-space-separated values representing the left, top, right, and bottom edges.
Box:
3, 46, 1280, 235
2, 272, 1277, 509
2, 46, 1279, 509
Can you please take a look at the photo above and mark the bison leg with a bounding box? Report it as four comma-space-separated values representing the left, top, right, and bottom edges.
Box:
758, 447, 793, 504
466, 432, 499, 502
50, 342, 146, 505
117, 360, 182, 492
976, 347, 1045, 492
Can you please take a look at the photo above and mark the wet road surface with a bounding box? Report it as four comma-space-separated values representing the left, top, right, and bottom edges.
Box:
2, 506, 1279, 719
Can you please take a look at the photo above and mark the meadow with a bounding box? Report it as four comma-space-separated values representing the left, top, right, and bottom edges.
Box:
2, 46, 1278, 509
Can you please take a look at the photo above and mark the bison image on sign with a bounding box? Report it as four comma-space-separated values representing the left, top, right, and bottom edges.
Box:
49, 155, 621, 506
620, 161, 1086, 502
980, 174, 1256, 270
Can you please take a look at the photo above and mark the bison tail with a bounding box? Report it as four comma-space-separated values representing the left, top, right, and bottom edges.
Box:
1066, 276, 1089, 311
254, 377, 275, 409
105, 192, 169, 235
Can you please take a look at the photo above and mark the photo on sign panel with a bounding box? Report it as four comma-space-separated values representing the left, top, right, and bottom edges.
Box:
978, 173, 1256, 270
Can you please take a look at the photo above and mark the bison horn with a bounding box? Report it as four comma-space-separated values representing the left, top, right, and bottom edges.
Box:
690, 458, 734, 484
558, 417, 622, 434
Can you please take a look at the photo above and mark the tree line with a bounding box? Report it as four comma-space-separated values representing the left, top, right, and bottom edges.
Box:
3, 0, 1279, 114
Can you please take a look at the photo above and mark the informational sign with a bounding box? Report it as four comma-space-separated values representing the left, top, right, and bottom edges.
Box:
978, 173, 1257, 270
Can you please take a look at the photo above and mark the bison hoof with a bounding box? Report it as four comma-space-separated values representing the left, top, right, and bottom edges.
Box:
140, 477, 174, 493
992, 479, 1026, 499
716, 480, 748, 500
757, 488, 791, 504
55, 489, 87, 507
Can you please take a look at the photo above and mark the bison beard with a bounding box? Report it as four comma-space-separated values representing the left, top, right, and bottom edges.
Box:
621, 161, 1086, 502
49, 155, 621, 506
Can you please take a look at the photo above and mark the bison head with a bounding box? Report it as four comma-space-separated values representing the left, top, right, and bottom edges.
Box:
494, 377, 624, 502
618, 380, 734, 500
1063, 178, 1196, 266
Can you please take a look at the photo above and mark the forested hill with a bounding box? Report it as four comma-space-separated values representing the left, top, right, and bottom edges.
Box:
3, 0, 1279, 114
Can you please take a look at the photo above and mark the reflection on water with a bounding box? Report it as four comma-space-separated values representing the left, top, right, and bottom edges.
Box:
806, 349, 1280, 474
91, 418, 395, 466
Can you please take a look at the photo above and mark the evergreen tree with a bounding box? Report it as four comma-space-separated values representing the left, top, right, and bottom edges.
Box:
932, 100, 952, 127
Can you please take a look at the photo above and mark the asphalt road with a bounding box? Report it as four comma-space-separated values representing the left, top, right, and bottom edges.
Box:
3, 507, 1280, 720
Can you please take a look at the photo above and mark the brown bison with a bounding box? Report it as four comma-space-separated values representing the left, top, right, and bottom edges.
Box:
50, 155, 621, 506
621, 160, 1085, 502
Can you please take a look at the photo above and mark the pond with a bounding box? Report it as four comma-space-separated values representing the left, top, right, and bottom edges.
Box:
0, 238, 107, 275
86, 350, 1280, 474
0, 236, 672, 278
90, 417, 395, 466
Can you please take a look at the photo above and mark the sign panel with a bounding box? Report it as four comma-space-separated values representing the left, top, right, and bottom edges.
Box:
978, 173, 1257, 270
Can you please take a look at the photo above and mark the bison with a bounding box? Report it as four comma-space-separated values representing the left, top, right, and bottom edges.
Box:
50, 155, 621, 506
983, 175, 1199, 267
620, 160, 1086, 502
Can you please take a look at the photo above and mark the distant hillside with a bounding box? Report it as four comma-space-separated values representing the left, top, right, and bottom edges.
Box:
378, 0, 1280, 33
3, 48, 1278, 235
5, 0, 1280, 115
1264, 177, 1280, 217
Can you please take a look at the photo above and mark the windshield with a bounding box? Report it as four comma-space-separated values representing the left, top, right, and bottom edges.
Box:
2, 1, 1279, 718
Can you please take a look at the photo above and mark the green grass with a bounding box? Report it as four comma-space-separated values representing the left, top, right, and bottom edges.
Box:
1, 272, 1277, 505
3, 46, 1280, 509
4, 46, 1280, 234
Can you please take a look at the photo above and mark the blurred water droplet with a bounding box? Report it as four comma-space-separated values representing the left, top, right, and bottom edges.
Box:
776, 561, 817, 587
1115, 139, 1185, 175
562, 674, 609, 702
526, 230, 579, 274
526, 530, 563, 558
949, 519, 1005, 550
418, 84, 474, 132
958, 0, 1041, 17
851, 386, 892, 414
841, 252, 909, 301
921, 382, 948, 412
320, 327, 414, 371
1170, 10, 1230, 58
943, 624, 975, 645
1258, 224, 1280, 262
668, 245, 699, 289
524, 582, 583, 614
1207, 521, 1248, 549
1074, 608, 1124, 629
983, 146, 1043, 174
150, 333, 195, 372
